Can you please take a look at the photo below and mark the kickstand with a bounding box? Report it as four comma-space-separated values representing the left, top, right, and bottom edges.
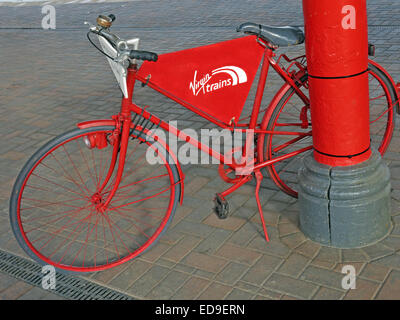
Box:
254, 170, 269, 242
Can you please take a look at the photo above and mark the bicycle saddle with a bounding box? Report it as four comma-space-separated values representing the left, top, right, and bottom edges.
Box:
237, 22, 305, 47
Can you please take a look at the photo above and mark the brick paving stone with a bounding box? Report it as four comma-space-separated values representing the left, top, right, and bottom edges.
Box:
361, 243, 395, 260
255, 210, 281, 227
172, 263, 195, 275
247, 237, 291, 258
240, 254, 283, 285
159, 230, 185, 246
215, 243, 261, 265
0, 151, 26, 161
185, 205, 214, 223
314, 246, 341, 263
251, 223, 283, 243
343, 278, 380, 300
251, 222, 282, 242
0, 272, 19, 292
360, 263, 391, 282
163, 235, 202, 263
280, 232, 307, 250
172, 220, 216, 238
341, 249, 369, 263
376, 270, 400, 300
229, 195, 253, 214
91, 262, 128, 284
225, 288, 255, 300
243, 189, 276, 209
277, 222, 300, 237
234, 206, 258, 221
227, 223, 259, 247
256, 288, 283, 300
372, 253, 400, 270
310, 258, 337, 270
172, 276, 210, 300
184, 176, 210, 194
182, 252, 227, 274
127, 265, 170, 298
140, 242, 171, 263
278, 210, 299, 226
0, 281, 33, 300
108, 259, 152, 291
313, 287, 344, 300
181, 196, 209, 209
389, 224, 400, 236
146, 270, 190, 299
194, 228, 232, 254
277, 252, 309, 278
189, 187, 219, 202
215, 262, 249, 286
263, 200, 290, 213
301, 266, 346, 291
294, 240, 321, 259
18, 286, 54, 300
202, 213, 246, 231
156, 258, 178, 269
197, 282, 233, 300
170, 205, 193, 228
264, 273, 318, 299
193, 269, 215, 280
235, 281, 259, 294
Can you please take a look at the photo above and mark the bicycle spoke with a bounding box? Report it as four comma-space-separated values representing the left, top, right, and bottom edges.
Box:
62, 145, 91, 195
15, 128, 178, 271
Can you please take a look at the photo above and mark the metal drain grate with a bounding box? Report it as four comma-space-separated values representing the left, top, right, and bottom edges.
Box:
0, 249, 132, 300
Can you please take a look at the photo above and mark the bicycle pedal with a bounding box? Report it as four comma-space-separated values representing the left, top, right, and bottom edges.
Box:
214, 193, 229, 219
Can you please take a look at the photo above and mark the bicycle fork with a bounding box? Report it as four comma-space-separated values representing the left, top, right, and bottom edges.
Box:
92, 116, 132, 212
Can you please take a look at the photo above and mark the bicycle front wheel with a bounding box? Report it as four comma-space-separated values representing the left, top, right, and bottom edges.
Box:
261, 63, 397, 198
10, 125, 181, 272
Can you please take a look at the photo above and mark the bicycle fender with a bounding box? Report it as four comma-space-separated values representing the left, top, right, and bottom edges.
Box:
145, 127, 185, 205
369, 60, 400, 114
76, 119, 185, 204
77, 119, 116, 129
257, 82, 294, 162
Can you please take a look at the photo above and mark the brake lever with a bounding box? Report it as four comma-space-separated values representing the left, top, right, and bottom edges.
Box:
84, 21, 99, 32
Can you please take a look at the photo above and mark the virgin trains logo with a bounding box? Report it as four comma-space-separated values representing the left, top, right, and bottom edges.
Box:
189, 66, 247, 96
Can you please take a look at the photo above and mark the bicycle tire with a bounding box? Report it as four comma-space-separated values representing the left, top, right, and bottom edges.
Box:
10, 125, 181, 273
260, 63, 397, 198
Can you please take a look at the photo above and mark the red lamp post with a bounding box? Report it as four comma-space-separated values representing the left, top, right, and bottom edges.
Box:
299, 0, 391, 248
303, 0, 370, 166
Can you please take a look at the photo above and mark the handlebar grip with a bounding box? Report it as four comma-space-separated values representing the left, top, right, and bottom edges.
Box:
368, 43, 375, 56
129, 50, 158, 62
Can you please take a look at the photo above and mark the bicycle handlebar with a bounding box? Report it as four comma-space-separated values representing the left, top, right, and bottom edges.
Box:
97, 28, 119, 47
93, 16, 158, 62
128, 50, 158, 62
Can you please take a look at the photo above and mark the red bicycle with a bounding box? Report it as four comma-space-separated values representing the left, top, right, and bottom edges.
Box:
10, 15, 399, 272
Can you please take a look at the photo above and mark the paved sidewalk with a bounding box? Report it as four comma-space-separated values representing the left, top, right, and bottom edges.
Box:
0, 0, 400, 300
0, 272, 65, 300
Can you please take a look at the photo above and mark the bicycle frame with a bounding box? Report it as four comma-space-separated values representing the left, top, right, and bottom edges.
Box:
77, 37, 312, 210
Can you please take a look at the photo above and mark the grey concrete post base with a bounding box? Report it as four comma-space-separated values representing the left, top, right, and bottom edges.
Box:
298, 149, 391, 248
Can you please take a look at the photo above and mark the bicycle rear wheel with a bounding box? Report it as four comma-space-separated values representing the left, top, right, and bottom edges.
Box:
10, 125, 181, 272
261, 63, 397, 198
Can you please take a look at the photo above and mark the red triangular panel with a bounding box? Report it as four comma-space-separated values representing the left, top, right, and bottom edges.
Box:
137, 36, 265, 125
